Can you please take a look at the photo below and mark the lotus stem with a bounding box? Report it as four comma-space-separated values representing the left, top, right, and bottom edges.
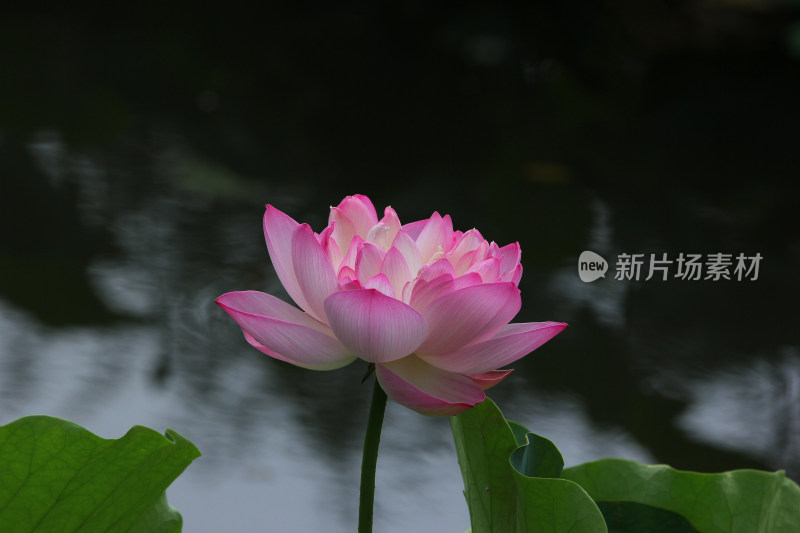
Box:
358, 376, 387, 533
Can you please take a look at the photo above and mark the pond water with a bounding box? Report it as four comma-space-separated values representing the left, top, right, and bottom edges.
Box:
1, 6, 799, 532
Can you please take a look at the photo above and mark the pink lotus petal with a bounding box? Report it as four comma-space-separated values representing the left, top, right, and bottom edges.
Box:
356, 242, 385, 282
243, 331, 305, 365
318, 224, 343, 268
421, 322, 567, 374
329, 209, 357, 258
466, 369, 514, 391
418, 257, 455, 281
416, 282, 521, 356
338, 277, 363, 291
318, 223, 334, 244
452, 272, 484, 290
415, 212, 454, 263
381, 246, 412, 298
441, 215, 455, 250
263, 206, 310, 313
242, 332, 354, 370
333, 194, 378, 237
401, 280, 414, 304
407, 268, 481, 309
454, 249, 481, 275
375, 356, 485, 416
401, 219, 427, 240
291, 224, 338, 323
451, 230, 464, 248
216, 290, 326, 331
490, 242, 521, 273
391, 231, 422, 277
379, 206, 401, 232
324, 289, 427, 363
366, 224, 391, 249
408, 273, 455, 311
340, 234, 364, 272
338, 265, 356, 280
467, 257, 503, 283
511, 263, 523, 285
364, 273, 395, 298
449, 229, 485, 264
366, 206, 401, 249
216, 292, 355, 370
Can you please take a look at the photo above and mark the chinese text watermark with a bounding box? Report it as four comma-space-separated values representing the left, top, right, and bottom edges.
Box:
578, 251, 762, 282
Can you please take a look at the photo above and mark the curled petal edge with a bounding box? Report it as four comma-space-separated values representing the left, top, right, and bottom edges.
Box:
421, 321, 567, 374
375, 357, 485, 417
216, 294, 355, 370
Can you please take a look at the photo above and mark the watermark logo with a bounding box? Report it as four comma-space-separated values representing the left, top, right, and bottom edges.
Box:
576, 251, 762, 282
578, 250, 608, 282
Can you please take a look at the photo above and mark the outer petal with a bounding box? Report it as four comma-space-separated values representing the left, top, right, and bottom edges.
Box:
375, 356, 485, 416
216, 290, 326, 330
216, 291, 355, 370
292, 224, 338, 323
421, 322, 567, 374
243, 330, 308, 366
416, 282, 521, 356
324, 289, 428, 363
466, 369, 514, 391
263, 206, 310, 313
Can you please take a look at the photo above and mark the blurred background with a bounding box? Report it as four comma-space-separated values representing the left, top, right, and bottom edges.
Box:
1, 2, 799, 531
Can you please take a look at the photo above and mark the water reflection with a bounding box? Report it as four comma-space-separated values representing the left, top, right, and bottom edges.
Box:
1, 125, 799, 530
675, 349, 800, 474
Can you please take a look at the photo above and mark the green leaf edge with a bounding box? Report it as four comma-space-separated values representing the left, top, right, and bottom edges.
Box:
452, 399, 608, 533
562, 458, 800, 533
0, 415, 201, 533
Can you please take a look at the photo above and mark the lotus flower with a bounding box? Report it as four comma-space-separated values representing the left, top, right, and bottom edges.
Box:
217, 195, 566, 416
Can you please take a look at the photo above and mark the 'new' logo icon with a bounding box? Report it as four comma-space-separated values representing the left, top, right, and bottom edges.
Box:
578, 251, 608, 282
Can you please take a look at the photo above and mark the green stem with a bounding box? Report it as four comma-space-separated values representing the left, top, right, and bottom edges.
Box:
358, 376, 387, 533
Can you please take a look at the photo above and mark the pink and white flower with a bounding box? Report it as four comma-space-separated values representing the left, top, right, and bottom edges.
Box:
217, 195, 566, 416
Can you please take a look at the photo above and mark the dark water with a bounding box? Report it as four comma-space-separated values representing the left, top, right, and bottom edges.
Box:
2, 5, 799, 532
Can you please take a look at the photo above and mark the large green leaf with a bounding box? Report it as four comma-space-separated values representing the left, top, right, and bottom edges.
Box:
0, 415, 200, 532
562, 458, 800, 533
452, 398, 800, 532
451, 397, 519, 533
451, 399, 607, 533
